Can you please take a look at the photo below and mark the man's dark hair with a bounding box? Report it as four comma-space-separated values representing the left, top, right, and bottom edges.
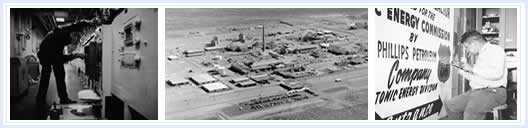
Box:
460, 30, 485, 44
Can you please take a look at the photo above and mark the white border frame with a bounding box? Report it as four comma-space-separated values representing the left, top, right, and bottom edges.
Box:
1, 2, 524, 126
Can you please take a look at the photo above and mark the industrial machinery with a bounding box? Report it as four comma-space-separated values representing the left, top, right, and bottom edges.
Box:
102, 8, 158, 120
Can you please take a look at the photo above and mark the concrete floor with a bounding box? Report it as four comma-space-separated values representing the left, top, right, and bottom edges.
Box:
10, 63, 84, 120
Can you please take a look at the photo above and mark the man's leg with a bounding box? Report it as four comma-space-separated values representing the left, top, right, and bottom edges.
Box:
444, 92, 471, 120
35, 64, 52, 119
463, 88, 507, 120
52, 63, 75, 104
36, 64, 52, 106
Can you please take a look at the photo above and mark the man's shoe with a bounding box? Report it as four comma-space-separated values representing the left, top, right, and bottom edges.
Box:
59, 99, 77, 104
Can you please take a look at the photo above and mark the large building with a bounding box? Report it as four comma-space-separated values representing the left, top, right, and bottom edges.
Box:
236, 80, 258, 87
201, 82, 230, 93
166, 74, 190, 86
225, 41, 254, 52
279, 82, 305, 91
184, 49, 205, 57
204, 46, 225, 51
249, 74, 272, 84
189, 73, 219, 86
230, 76, 250, 83
230, 76, 257, 87
250, 59, 283, 72
275, 67, 312, 79
229, 63, 250, 75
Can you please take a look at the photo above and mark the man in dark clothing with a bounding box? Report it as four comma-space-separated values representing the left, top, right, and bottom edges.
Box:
36, 20, 99, 106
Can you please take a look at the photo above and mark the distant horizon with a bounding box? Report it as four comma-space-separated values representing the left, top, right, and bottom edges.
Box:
166, 8, 367, 30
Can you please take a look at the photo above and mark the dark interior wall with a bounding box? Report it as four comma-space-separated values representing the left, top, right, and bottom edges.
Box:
10, 9, 49, 98
10, 9, 48, 58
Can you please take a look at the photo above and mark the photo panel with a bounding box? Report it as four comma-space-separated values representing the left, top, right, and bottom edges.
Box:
371, 8, 518, 120
165, 8, 368, 120
9, 8, 159, 120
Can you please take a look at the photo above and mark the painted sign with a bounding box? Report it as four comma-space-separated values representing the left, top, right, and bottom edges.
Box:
372, 8, 453, 120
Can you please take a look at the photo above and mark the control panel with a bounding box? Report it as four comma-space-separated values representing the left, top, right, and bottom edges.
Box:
119, 17, 145, 69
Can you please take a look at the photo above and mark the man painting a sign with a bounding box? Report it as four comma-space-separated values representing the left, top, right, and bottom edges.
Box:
444, 31, 508, 120
373, 7, 517, 120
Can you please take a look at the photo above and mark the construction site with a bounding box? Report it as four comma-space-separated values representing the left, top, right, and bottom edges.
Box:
165, 8, 368, 120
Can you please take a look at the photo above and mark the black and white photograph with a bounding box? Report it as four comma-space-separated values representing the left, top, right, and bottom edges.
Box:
9, 8, 159, 120
372, 8, 518, 120
165, 8, 368, 120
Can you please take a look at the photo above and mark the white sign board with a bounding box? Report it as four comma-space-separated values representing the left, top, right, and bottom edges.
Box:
372, 8, 454, 120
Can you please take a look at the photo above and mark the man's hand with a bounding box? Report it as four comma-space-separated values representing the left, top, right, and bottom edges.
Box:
451, 59, 462, 67
451, 59, 473, 74
461, 63, 473, 74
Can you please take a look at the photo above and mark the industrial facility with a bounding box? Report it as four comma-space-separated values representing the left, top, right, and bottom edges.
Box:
166, 8, 368, 120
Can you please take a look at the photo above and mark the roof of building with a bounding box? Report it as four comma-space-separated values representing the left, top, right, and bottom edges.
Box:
250, 74, 270, 79
166, 73, 190, 85
249, 74, 271, 82
238, 80, 257, 86
281, 82, 304, 89
189, 73, 218, 84
202, 82, 230, 92
230, 63, 250, 70
185, 49, 204, 53
205, 46, 225, 50
231, 76, 250, 82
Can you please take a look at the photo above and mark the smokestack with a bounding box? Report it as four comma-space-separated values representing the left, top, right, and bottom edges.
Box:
262, 25, 265, 51
258, 25, 265, 51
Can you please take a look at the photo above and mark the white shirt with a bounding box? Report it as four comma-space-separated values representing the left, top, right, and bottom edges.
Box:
458, 43, 507, 90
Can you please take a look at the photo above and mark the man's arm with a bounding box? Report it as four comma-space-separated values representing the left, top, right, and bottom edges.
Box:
62, 53, 86, 63
458, 69, 503, 89
60, 18, 101, 32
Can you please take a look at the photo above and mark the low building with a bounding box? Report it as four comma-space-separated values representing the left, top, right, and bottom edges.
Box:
212, 65, 227, 76
230, 76, 257, 87
275, 65, 305, 72
166, 74, 190, 86
226, 41, 253, 52
251, 65, 272, 72
249, 74, 272, 84
279, 82, 304, 90
231, 76, 250, 83
250, 59, 283, 72
236, 80, 257, 87
204, 46, 225, 51
201, 82, 230, 93
229, 63, 249, 75
189, 73, 219, 85
184, 49, 204, 57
